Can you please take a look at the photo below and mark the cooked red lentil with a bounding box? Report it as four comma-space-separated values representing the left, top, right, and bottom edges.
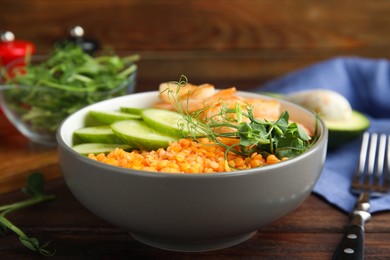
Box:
88, 138, 287, 173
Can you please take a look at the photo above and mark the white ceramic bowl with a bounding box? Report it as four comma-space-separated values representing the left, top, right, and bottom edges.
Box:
57, 91, 328, 252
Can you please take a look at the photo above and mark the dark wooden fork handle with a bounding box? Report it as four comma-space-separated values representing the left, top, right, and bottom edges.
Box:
332, 224, 364, 260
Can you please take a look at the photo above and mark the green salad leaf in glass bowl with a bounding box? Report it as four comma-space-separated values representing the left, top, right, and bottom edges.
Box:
0, 43, 139, 146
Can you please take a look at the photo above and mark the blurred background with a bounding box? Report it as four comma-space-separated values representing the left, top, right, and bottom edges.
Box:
1, 0, 390, 92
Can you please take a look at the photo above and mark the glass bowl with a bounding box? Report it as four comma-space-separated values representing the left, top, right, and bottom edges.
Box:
0, 56, 137, 146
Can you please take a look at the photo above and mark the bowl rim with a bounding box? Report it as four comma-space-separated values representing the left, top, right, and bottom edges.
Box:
56, 90, 328, 179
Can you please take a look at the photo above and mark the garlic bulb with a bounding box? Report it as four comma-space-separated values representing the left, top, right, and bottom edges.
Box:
284, 89, 352, 121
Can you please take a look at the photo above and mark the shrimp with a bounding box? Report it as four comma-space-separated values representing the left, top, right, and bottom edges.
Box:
153, 83, 281, 122
245, 98, 281, 122
157, 82, 216, 106
154, 83, 237, 113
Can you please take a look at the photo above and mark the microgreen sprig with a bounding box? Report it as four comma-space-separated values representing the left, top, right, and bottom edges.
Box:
0, 172, 56, 256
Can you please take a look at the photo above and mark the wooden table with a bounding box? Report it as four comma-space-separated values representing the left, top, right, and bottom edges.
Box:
1, 111, 390, 259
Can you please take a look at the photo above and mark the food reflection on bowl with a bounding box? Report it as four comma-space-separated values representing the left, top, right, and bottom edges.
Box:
57, 91, 328, 252
0, 51, 138, 146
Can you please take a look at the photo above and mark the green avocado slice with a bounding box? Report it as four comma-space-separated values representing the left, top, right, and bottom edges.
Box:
325, 110, 370, 150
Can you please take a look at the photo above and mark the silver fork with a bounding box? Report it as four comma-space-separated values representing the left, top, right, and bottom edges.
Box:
332, 132, 390, 260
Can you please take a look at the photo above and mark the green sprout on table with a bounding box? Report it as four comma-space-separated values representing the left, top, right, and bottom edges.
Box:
0, 172, 56, 256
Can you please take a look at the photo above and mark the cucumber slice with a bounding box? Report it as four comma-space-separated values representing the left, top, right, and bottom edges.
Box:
89, 110, 141, 124
111, 119, 178, 150
325, 110, 370, 149
72, 143, 131, 155
73, 125, 123, 144
141, 108, 189, 137
120, 107, 144, 115
84, 113, 106, 126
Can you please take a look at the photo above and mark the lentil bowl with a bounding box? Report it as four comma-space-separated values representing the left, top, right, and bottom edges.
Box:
57, 90, 328, 252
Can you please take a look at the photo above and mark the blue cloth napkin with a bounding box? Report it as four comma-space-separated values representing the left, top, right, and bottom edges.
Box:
253, 57, 390, 213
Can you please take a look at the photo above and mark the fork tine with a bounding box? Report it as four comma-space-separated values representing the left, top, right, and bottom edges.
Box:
375, 134, 387, 179
371, 134, 386, 193
384, 134, 390, 191
366, 133, 377, 178
358, 132, 370, 175
351, 132, 370, 193
362, 133, 378, 191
